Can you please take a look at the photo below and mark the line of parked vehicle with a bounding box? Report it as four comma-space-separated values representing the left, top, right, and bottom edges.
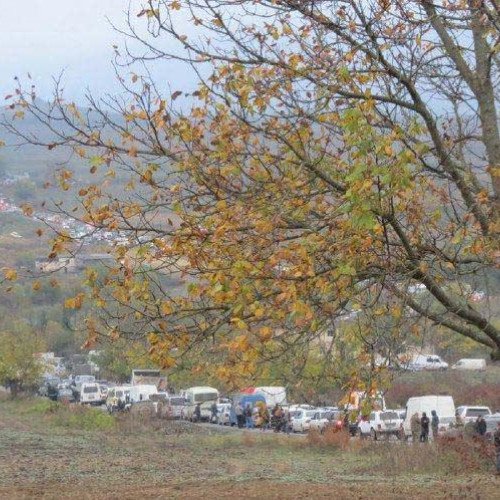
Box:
38, 370, 500, 442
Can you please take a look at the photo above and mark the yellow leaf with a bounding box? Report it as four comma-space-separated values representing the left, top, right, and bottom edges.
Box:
3, 268, 17, 281
32, 281, 41, 291
161, 301, 173, 315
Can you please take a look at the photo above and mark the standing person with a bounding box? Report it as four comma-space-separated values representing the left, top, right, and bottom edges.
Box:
431, 410, 439, 440
476, 415, 487, 437
245, 404, 254, 429
235, 402, 244, 428
210, 402, 218, 424
285, 409, 292, 435
494, 421, 500, 475
420, 412, 430, 442
193, 403, 201, 423
410, 412, 420, 443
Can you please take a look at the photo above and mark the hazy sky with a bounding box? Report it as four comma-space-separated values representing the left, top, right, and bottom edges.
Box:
0, 0, 194, 102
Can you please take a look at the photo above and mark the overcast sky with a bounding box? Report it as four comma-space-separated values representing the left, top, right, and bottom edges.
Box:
0, 0, 194, 102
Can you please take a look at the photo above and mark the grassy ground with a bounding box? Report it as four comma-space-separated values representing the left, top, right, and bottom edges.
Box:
0, 397, 498, 499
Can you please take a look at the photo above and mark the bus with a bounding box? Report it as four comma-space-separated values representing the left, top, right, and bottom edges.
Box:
183, 386, 219, 421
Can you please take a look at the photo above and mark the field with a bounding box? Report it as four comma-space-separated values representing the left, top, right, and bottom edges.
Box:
0, 397, 498, 499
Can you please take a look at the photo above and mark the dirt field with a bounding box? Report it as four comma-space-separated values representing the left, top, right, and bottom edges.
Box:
0, 398, 498, 499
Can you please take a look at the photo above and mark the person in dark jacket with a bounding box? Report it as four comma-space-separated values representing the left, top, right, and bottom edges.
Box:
431, 410, 439, 439
193, 403, 201, 422
420, 412, 430, 442
475, 415, 487, 437
210, 402, 218, 424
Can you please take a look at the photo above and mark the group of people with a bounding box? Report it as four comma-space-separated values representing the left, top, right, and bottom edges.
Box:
409, 410, 440, 442
233, 402, 291, 432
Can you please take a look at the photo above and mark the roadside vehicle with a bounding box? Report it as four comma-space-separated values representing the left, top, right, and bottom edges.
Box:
229, 394, 266, 425
57, 387, 75, 403
80, 382, 101, 405
106, 386, 131, 412
358, 410, 404, 440
451, 359, 487, 371
73, 375, 96, 394
131, 369, 167, 390
167, 396, 186, 419
407, 354, 448, 371
288, 404, 315, 411
39, 377, 61, 400
98, 384, 108, 404
216, 403, 232, 425
149, 392, 169, 416
455, 406, 492, 424
402, 395, 455, 438
309, 411, 337, 433
241, 386, 287, 407
291, 409, 317, 433
484, 413, 500, 438
129, 384, 158, 404
183, 386, 219, 421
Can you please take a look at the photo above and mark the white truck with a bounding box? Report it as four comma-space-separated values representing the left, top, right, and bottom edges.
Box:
402, 395, 456, 438
129, 384, 159, 404
131, 369, 167, 390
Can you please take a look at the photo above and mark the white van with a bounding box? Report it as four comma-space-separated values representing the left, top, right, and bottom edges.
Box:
129, 384, 158, 404
407, 354, 448, 371
80, 382, 101, 405
183, 386, 219, 421
451, 359, 487, 371
403, 395, 455, 437
74, 375, 96, 393
455, 406, 492, 424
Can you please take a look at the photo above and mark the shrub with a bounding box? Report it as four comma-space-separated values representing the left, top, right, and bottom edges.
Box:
306, 428, 350, 451
24, 399, 61, 415
55, 405, 115, 431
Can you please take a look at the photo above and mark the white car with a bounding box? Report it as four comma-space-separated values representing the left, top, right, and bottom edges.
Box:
291, 410, 317, 433
456, 406, 492, 424
309, 411, 337, 433
358, 410, 403, 440
167, 396, 186, 419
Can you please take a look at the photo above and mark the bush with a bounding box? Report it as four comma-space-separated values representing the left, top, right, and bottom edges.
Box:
360, 436, 493, 476
24, 399, 61, 415
306, 428, 351, 451
55, 405, 115, 431
23, 399, 115, 431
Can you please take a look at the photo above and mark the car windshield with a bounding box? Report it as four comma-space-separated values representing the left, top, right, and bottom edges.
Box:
466, 408, 490, 417
194, 392, 218, 403
381, 411, 398, 420
83, 386, 99, 393
170, 397, 185, 406
305, 411, 316, 418
292, 411, 302, 418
